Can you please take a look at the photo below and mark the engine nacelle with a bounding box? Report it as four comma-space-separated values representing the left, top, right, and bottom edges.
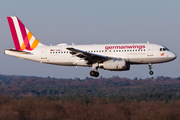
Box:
99, 59, 130, 71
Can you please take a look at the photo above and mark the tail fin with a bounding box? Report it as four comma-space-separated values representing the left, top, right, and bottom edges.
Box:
7, 16, 44, 51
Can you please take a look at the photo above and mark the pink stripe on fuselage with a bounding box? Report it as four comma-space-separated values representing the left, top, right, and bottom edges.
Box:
7, 17, 21, 50
17, 18, 32, 50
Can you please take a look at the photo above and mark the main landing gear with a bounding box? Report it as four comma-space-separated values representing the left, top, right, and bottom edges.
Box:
90, 63, 99, 77
149, 63, 154, 75
90, 71, 99, 77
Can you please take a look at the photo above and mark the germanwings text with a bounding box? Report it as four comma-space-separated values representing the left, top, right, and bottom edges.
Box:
105, 45, 145, 50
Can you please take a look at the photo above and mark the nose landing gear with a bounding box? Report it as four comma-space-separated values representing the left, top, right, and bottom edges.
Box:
149, 63, 154, 75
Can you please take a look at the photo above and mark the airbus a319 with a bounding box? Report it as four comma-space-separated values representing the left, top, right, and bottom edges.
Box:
4, 17, 177, 77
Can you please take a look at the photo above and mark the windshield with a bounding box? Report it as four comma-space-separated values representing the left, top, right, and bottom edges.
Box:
160, 47, 170, 51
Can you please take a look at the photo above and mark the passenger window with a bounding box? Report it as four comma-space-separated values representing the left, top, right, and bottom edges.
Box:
109, 50, 111, 52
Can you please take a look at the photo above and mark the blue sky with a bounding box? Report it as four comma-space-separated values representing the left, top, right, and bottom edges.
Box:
0, 0, 179, 79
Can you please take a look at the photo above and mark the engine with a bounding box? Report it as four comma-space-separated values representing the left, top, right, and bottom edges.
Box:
99, 59, 130, 71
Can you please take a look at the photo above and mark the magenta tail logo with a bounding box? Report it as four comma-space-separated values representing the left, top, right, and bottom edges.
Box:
7, 17, 39, 51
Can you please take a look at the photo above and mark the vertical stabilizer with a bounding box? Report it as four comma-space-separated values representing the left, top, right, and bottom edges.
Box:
7, 16, 44, 51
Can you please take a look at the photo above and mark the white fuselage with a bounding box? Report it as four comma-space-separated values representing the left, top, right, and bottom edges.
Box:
4, 43, 176, 67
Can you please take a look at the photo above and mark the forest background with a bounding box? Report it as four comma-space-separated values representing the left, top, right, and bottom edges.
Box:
0, 74, 180, 120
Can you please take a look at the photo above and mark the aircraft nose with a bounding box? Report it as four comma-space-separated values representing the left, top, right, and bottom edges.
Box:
170, 52, 177, 61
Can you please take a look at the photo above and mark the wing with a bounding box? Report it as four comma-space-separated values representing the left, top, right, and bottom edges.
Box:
66, 47, 110, 64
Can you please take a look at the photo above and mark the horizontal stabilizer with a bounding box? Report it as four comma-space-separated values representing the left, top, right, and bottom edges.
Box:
4, 49, 32, 55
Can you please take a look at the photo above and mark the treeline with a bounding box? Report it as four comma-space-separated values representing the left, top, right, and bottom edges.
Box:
0, 96, 180, 120
0, 74, 180, 99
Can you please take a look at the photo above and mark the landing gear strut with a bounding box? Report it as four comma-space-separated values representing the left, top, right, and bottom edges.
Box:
149, 63, 154, 75
90, 63, 99, 77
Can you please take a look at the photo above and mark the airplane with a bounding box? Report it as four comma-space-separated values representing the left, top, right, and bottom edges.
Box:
4, 16, 177, 77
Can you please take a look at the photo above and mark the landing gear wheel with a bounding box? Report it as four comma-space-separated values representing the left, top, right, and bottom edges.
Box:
149, 71, 154, 75
90, 71, 99, 77
94, 71, 99, 77
90, 71, 96, 77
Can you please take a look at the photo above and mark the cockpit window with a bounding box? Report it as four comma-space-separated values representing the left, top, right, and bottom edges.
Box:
160, 47, 170, 51
165, 47, 169, 51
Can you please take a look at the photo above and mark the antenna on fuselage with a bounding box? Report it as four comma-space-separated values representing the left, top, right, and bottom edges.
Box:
147, 41, 149, 44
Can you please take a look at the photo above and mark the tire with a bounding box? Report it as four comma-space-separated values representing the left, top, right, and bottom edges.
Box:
94, 72, 99, 77
149, 71, 154, 75
90, 71, 96, 76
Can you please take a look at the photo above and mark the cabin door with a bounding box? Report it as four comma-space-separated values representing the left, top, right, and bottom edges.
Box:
147, 44, 153, 56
